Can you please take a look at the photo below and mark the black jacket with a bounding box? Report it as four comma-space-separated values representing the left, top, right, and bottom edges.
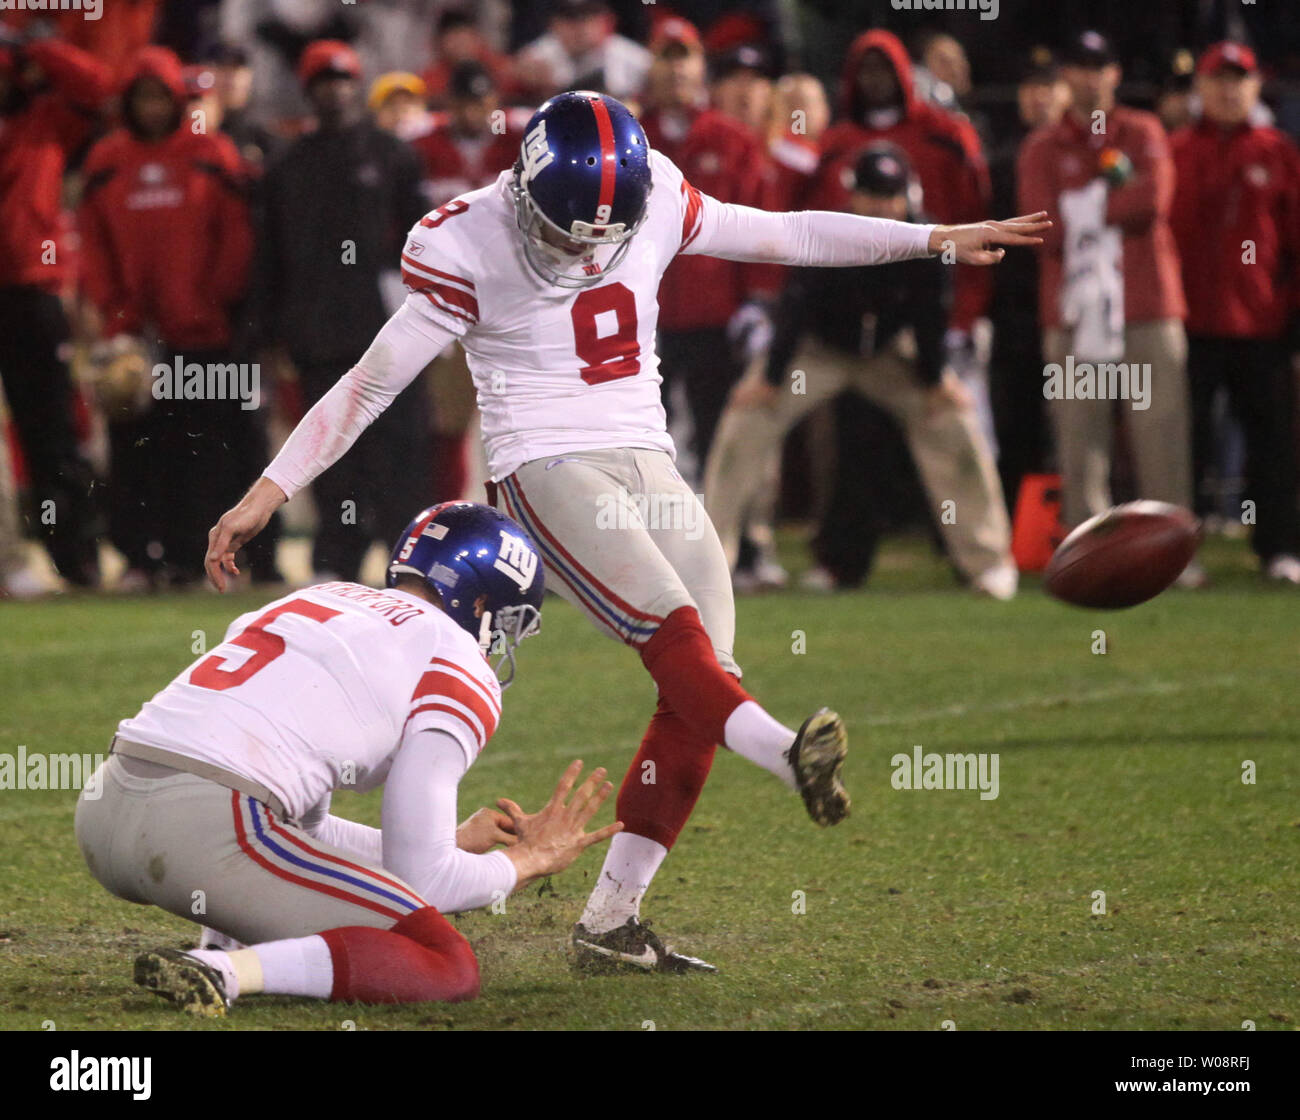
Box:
247, 119, 425, 365
765, 209, 951, 388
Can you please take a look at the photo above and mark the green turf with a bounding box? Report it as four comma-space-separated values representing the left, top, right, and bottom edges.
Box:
1, 534, 1297, 1030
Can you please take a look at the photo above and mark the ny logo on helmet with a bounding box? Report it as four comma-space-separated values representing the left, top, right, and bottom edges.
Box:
494, 531, 538, 591
520, 121, 554, 186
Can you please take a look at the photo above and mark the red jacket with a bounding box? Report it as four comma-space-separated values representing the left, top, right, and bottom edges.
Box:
812, 30, 990, 331
1018, 107, 1185, 330
4, 1, 162, 84
410, 108, 527, 207
767, 133, 819, 212
78, 48, 251, 349
643, 105, 781, 331
0, 39, 110, 291
1170, 118, 1300, 339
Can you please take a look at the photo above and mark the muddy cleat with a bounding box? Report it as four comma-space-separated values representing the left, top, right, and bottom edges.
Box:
570, 918, 717, 975
787, 707, 850, 826
134, 948, 230, 1017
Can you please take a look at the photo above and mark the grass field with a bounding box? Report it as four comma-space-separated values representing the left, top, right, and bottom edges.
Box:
1, 534, 1297, 1031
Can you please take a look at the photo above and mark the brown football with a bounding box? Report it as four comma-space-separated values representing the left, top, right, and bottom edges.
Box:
1043, 501, 1201, 609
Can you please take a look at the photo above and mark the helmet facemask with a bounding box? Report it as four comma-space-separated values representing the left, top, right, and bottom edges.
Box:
510, 167, 649, 289
480, 602, 542, 689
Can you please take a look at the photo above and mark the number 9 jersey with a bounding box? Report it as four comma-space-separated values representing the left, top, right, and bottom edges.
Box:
398, 148, 711, 481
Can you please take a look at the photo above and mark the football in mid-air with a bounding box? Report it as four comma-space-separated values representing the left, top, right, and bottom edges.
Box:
1043, 501, 1201, 609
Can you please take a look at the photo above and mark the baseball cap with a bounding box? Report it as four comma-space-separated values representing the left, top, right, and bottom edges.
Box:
1197, 41, 1258, 76
711, 43, 771, 81
853, 143, 912, 197
297, 40, 362, 87
368, 71, 427, 111
651, 17, 702, 56
1062, 30, 1116, 68
1020, 45, 1060, 84
183, 64, 217, 99
449, 59, 495, 100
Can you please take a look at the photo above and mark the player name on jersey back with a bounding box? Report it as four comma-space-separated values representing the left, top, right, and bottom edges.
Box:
117, 582, 501, 821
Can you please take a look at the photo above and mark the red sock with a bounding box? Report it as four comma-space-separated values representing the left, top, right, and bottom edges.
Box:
618, 694, 717, 849
640, 606, 751, 745
320, 906, 480, 1004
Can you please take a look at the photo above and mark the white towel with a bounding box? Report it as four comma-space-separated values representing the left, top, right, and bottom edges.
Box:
1059, 179, 1125, 361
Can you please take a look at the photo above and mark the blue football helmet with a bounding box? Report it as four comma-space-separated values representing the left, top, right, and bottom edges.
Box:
387, 502, 544, 687
510, 90, 653, 288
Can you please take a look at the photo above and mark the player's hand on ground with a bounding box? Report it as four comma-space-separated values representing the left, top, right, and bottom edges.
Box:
456, 807, 518, 853
928, 212, 1051, 265
205, 477, 287, 591
730, 377, 780, 411
496, 760, 622, 883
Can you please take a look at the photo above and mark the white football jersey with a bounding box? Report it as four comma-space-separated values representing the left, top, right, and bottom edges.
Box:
117, 583, 501, 821
398, 149, 712, 480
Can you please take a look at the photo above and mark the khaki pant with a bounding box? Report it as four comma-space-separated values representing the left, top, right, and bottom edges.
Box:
704, 338, 1013, 581
75, 755, 427, 944
1044, 318, 1192, 528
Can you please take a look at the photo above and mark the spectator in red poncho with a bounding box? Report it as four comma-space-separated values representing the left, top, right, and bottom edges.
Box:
813, 29, 991, 338
79, 47, 264, 589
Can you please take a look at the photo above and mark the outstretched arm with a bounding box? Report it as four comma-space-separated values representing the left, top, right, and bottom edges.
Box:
205, 301, 456, 589
684, 192, 1050, 269
382, 733, 619, 913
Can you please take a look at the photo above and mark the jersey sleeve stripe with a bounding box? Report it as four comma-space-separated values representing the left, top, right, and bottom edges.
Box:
400, 254, 476, 291
408, 701, 491, 753
409, 284, 477, 325
427, 658, 502, 716
401, 267, 481, 321
680, 179, 704, 250
410, 672, 499, 737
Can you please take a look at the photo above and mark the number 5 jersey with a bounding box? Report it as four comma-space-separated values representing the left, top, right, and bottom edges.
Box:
117, 582, 502, 822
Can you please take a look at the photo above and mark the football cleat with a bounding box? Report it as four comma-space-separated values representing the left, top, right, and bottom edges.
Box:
786, 708, 851, 826
134, 948, 230, 1017
570, 918, 717, 975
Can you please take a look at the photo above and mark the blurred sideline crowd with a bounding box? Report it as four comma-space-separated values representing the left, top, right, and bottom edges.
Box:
2, 0, 1299, 599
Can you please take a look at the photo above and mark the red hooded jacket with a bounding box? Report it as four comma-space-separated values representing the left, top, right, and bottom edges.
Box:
812, 30, 991, 332
78, 47, 251, 350
0, 38, 111, 291
1170, 118, 1300, 339
410, 107, 528, 207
